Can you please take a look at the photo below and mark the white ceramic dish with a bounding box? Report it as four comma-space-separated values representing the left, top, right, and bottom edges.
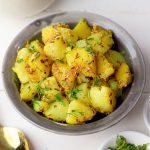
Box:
98, 131, 150, 150
143, 96, 150, 132
0, 0, 55, 18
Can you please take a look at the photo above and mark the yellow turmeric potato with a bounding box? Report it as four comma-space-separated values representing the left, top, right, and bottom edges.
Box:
25, 52, 51, 82
20, 82, 37, 101
105, 50, 125, 68
26, 40, 43, 53
67, 83, 91, 105
44, 96, 69, 121
73, 18, 91, 39
97, 53, 114, 81
33, 99, 49, 113
12, 48, 30, 83
87, 30, 114, 54
57, 27, 78, 47
115, 62, 132, 88
66, 100, 95, 124
44, 37, 66, 61
40, 76, 60, 103
52, 61, 77, 92
89, 86, 116, 114
66, 47, 96, 77
42, 25, 60, 44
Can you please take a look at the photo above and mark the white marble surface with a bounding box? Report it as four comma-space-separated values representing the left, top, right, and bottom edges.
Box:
0, 0, 150, 149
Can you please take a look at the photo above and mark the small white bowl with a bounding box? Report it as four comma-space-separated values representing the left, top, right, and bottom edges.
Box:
143, 96, 150, 132
0, 0, 55, 18
98, 131, 150, 150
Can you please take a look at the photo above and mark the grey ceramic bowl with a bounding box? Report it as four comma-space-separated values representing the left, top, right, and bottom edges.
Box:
3, 11, 145, 135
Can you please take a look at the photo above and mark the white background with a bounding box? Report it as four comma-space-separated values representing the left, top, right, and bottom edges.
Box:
0, 0, 150, 149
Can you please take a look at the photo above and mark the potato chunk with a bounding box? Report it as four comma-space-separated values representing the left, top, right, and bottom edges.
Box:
97, 53, 114, 81
44, 97, 69, 121
89, 86, 116, 114
33, 99, 49, 112
44, 37, 66, 61
42, 25, 60, 44
73, 19, 91, 39
87, 30, 114, 54
25, 52, 51, 82
66, 100, 95, 124
115, 63, 132, 88
57, 27, 78, 47
76, 83, 91, 104
66, 47, 96, 77
27, 40, 43, 53
52, 61, 76, 92
105, 50, 125, 68
20, 82, 37, 101
40, 76, 60, 103
12, 48, 30, 83
67, 83, 91, 105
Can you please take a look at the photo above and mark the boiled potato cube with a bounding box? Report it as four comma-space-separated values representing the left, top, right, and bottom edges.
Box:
25, 52, 51, 82
66, 47, 96, 77
40, 76, 60, 102
115, 62, 132, 88
76, 83, 91, 104
89, 86, 116, 114
33, 99, 49, 112
44, 37, 66, 61
52, 61, 76, 92
57, 27, 78, 47
44, 97, 69, 121
105, 50, 125, 68
20, 82, 37, 101
73, 19, 91, 39
42, 25, 60, 44
26, 40, 43, 53
97, 53, 114, 81
87, 30, 114, 54
12, 48, 30, 83
67, 83, 91, 104
66, 100, 95, 124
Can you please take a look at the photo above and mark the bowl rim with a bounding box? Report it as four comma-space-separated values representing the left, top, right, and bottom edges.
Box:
2, 11, 145, 135
143, 96, 150, 131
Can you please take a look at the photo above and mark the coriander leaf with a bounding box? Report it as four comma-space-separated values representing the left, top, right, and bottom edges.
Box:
93, 77, 101, 86
67, 88, 81, 99
36, 82, 44, 98
17, 58, 24, 63
29, 45, 35, 52
67, 110, 84, 117
34, 52, 40, 59
85, 47, 95, 56
55, 93, 65, 106
107, 135, 148, 150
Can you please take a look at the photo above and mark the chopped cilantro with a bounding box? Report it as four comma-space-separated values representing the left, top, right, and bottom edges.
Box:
34, 52, 40, 59
108, 135, 148, 150
29, 45, 35, 52
55, 93, 65, 106
67, 88, 81, 99
93, 77, 101, 86
85, 47, 94, 56
67, 110, 84, 117
17, 58, 24, 63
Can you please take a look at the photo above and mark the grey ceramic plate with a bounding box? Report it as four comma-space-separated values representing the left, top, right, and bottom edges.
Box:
2, 11, 145, 135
